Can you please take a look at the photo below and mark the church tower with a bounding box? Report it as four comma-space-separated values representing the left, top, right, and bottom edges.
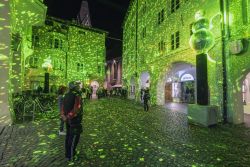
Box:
77, 1, 92, 27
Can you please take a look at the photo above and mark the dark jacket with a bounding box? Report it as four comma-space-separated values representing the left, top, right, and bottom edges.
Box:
143, 91, 150, 101
61, 90, 83, 129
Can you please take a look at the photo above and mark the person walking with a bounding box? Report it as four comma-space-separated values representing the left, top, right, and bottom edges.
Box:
61, 81, 83, 161
58, 85, 67, 135
143, 88, 150, 111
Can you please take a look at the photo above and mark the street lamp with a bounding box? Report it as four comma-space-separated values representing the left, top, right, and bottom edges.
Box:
42, 56, 52, 93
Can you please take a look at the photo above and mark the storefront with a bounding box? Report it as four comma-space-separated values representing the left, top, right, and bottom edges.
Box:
164, 63, 196, 104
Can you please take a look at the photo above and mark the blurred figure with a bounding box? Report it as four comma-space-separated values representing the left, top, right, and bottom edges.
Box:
37, 85, 43, 95
58, 85, 67, 135
143, 88, 150, 111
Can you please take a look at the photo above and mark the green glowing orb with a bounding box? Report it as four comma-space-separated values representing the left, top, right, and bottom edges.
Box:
189, 29, 215, 53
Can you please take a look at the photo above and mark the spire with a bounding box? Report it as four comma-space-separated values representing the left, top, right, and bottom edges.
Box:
77, 0, 92, 27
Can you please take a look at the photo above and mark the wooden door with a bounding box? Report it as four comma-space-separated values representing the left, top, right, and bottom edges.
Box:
165, 83, 172, 102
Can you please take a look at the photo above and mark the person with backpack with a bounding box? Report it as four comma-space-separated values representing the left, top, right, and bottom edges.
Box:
61, 81, 83, 161
143, 88, 150, 111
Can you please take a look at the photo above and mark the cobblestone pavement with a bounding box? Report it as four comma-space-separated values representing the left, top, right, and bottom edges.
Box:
1, 98, 250, 167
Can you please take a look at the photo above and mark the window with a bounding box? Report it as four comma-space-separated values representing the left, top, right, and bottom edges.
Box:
32, 35, 39, 47
77, 63, 84, 72
190, 23, 194, 36
54, 39, 59, 48
53, 59, 57, 69
161, 9, 164, 22
98, 65, 101, 74
142, 27, 146, 38
60, 40, 63, 49
49, 38, 53, 48
171, 31, 180, 50
158, 40, 165, 52
77, 63, 80, 72
60, 63, 63, 71
171, 0, 180, 13
176, 31, 180, 48
141, 1, 147, 16
158, 9, 164, 25
81, 64, 84, 72
29, 57, 38, 68
242, 0, 248, 25
171, 34, 175, 50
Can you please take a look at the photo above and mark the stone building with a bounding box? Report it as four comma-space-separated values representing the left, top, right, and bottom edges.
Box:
0, 0, 106, 124
28, 16, 106, 92
123, 0, 250, 124
0, 0, 47, 124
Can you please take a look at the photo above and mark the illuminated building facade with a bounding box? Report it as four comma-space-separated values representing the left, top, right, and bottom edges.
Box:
123, 0, 250, 124
0, 0, 47, 124
0, 0, 106, 123
28, 17, 106, 91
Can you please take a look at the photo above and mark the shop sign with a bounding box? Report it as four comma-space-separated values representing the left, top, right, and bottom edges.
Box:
181, 74, 194, 82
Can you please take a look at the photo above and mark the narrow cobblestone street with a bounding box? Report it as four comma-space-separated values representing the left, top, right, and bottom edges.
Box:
1, 98, 250, 167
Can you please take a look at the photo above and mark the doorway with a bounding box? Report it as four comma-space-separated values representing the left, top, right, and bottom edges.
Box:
165, 83, 172, 102
243, 73, 250, 125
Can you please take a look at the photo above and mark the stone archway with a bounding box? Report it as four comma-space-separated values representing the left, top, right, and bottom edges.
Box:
157, 62, 196, 108
140, 72, 150, 89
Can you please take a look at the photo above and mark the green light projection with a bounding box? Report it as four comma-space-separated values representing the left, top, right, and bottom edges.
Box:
1, 0, 106, 123
123, 0, 224, 116
123, 0, 250, 123
30, 17, 106, 89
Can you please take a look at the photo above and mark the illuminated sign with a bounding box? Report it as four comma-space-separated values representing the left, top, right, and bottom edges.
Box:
180, 74, 194, 82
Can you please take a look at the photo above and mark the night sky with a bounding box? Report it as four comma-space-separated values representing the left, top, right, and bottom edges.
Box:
44, 0, 130, 60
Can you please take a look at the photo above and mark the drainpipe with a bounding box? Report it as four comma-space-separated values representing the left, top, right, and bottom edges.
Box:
135, 0, 138, 77
220, 0, 229, 123
65, 23, 69, 81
